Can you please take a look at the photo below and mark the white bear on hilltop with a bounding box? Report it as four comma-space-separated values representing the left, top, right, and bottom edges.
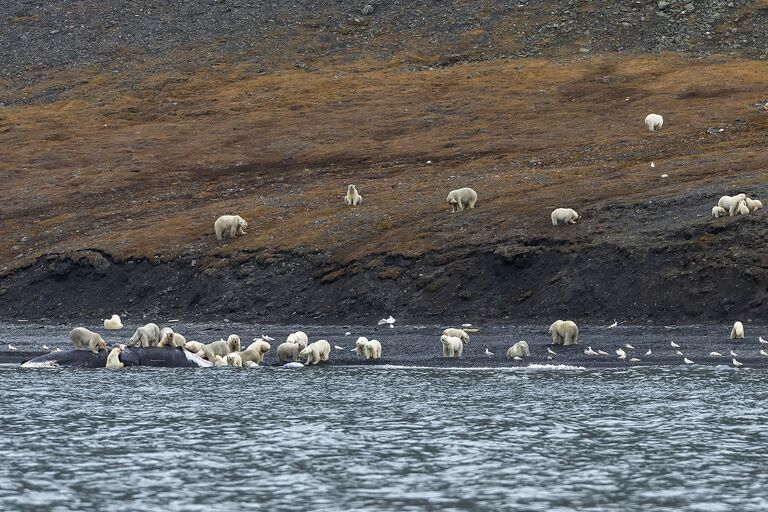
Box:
745, 197, 763, 212
214, 215, 248, 240
441, 335, 463, 358
344, 185, 362, 206
277, 342, 300, 363
718, 194, 746, 216
129, 323, 160, 348
103, 314, 123, 330
736, 200, 750, 216
711, 206, 726, 219
551, 208, 579, 226
506, 341, 530, 358
549, 320, 579, 346
442, 328, 470, 344
158, 327, 186, 348
730, 321, 744, 339
644, 113, 663, 132
286, 331, 309, 350
447, 188, 477, 212
363, 339, 382, 360
70, 327, 107, 353
300, 339, 331, 365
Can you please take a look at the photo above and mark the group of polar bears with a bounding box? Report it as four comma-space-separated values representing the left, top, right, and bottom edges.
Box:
712, 193, 762, 219
439, 321, 577, 360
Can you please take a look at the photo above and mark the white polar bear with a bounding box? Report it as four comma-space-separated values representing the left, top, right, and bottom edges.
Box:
645, 113, 663, 132
226, 352, 243, 367
441, 335, 464, 358
69, 327, 107, 353
718, 193, 746, 216
245, 360, 259, 368
549, 320, 579, 346
103, 314, 123, 330
363, 339, 382, 360
300, 339, 331, 365
158, 327, 186, 348
506, 341, 530, 358
442, 328, 470, 344
447, 188, 478, 212
730, 321, 744, 339
201, 336, 240, 360
105, 346, 125, 368
129, 323, 161, 348
213, 355, 228, 366
276, 342, 301, 363
240, 339, 270, 364
736, 200, 750, 216
745, 198, 763, 212
286, 331, 309, 350
355, 336, 369, 356
214, 215, 248, 240
344, 185, 362, 206
551, 208, 579, 226
711, 206, 727, 219
184, 341, 205, 353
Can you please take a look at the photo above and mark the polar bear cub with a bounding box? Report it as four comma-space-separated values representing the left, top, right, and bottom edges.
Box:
736, 200, 750, 216
226, 352, 243, 367
549, 320, 579, 346
644, 113, 663, 131
344, 185, 362, 206
103, 314, 123, 330
363, 339, 382, 360
745, 198, 763, 212
447, 188, 478, 212
730, 321, 745, 339
276, 342, 301, 363
69, 327, 107, 353
506, 341, 530, 358
129, 323, 161, 348
441, 335, 463, 358
300, 339, 331, 365
718, 193, 747, 216
442, 328, 470, 344
214, 215, 248, 240
158, 327, 186, 348
286, 331, 309, 350
551, 208, 579, 226
711, 206, 727, 219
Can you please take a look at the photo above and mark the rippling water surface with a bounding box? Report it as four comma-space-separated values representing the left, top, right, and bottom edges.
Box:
1, 365, 767, 511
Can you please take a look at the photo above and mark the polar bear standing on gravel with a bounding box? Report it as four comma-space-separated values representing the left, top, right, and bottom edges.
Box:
551, 208, 579, 226
129, 323, 161, 348
506, 341, 530, 358
277, 342, 301, 363
711, 206, 727, 219
718, 194, 746, 216
441, 335, 464, 358
745, 197, 763, 212
69, 327, 107, 353
344, 185, 362, 206
363, 339, 382, 360
442, 328, 470, 344
730, 321, 745, 339
645, 113, 663, 132
214, 215, 248, 240
447, 188, 477, 212
300, 339, 331, 365
549, 320, 579, 346
286, 331, 309, 350
355, 336, 368, 356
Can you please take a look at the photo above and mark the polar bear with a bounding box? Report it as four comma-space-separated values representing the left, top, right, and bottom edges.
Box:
213, 355, 228, 366
201, 338, 235, 360
184, 341, 204, 353
736, 200, 750, 216
214, 215, 248, 240
549, 320, 579, 346
551, 208, 579, 226
226, 352, 243, 367
442, 328, 470, 344
105, 346, 125, 368
441, 335, 463, 358
129, 323, 160, 348
226, 334, 242, 353
69, 327, 107, 353
344, 185, 362, 206
286, 331, 309, 350
240, 339, 270, 364
644, 113, 663, 132
103, 314, 123, 330
506, 341, 530, 358
363, 339, 382, 360
711, 206, 727, 219
447, 188, 477, 212
730, 321, 744, 339
300, 339, 331, 365
158, 327, 186, 348
277, 342, 300, 363
718, 193, 747, 216
245, 360, 259, 368
355, 336, 368, 356
745, 198, 763, 212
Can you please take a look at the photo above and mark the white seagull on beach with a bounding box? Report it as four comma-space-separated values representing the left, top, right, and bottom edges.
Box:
547, 355, 554, 361
616, 348, 627, 360
607, 321, 618, 329
683, 358, 694, 364
630, 358, 640, 363
676, 350, 684, 357
53, 348, 61, 352
597, 349, 609, 356
262, 335, 275, 342
547, 347, 557, 356
710, 352, 722, 357
334, 345, 345, 351
670, 341, 680, 349
485, 348, 494, 357
625, 343, 634, 350
42, 344, 50, 350
8, 344, 17, 351
730, 350, 738, 358
462, 324, 472, 328
732, 358, 743, 368
378, 315, 396, 328
584, 347, 599, 356
760, 336, 768, 345
645, 349, 652, 356
760, 350, 768, 357
345, 332, 351, 336
513, 356, 522, 361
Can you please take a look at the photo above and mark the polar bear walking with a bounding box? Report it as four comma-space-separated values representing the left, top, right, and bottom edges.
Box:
718, 194, 747, 216
69, 327, 107, 353
300, 339, 331, 365
644, 113, 664, 132
730, 321, 745, 339
549, 320, 579, 346
711, 206, 727, 219
441, 335, 464, 358
447, 188, 477, 212
129, 323, 161, 348
344, 185, 362, 206
551, 208, 579, 226
214, 215, 248, 240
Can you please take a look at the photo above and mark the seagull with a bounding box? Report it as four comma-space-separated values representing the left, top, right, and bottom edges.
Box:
350, 348, 356, 352
645, 349, 652, 356
710, 352, 722, 357
616, 348, 627, 360
630, 357, 640, 363
8, 344, 17, 351
344, 332, 351, 336
547, 355, 554, 361
761, 350, 768, 357
378, 315, 395, 328
625, 343, 634, 350
584, 346, 599, 356
597, 349, 609, 356
462, 323, 472, 327
484, 348, 494, 357
730, 350, 738, 358
676, 350, 683, 357
547, 347, 557, 356
262, 335, 275, 342
53, 348, 61, 352
760, 336, 767, 345
168, 319, 180, 323
513, 356, 522, 361
671, 341, 680, 349
42, 344, 50, 350
683, 358, 694, 365
732, 358, 743, 368
334, 345, 345, 351
650, 161, 655, 168
607, 321, 618, 329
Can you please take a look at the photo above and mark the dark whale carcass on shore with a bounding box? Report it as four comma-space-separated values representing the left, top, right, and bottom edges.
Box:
20, 347, 212, 368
